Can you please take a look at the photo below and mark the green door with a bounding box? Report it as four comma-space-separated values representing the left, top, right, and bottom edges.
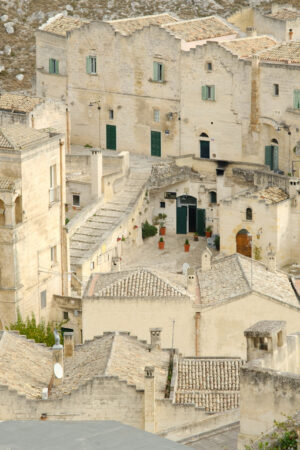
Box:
151, 131, 161, 157
176, 206, 187, 234
106, 125, 116, 150
265, 145, 279, 171
200, 140, 210, 159
197, 209, 206, 236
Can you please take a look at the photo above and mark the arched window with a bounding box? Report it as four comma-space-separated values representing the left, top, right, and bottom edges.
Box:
200, 132, 209, 138
271, 138, 278, 144
209, 191, 217, 204
246, 208, 252, 221
0, 200, 5, 226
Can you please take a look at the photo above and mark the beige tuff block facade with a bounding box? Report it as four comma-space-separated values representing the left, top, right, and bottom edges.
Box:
0, 126, 66, 328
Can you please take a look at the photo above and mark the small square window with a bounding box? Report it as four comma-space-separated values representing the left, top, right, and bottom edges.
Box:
160, 201, 166, 208
153, 62, 164, 82
273, 84, 279, 96
109, 109, 114, 119
63, 311, 69, 320
206, 62, 213, 72
154, 109, 160, 123
72, 195, 80, 207
50, 246, 57, 263
40, 290, 47, 309
86, 56, 97, 74
90, 261, 95, 270
49, 58, 59, 74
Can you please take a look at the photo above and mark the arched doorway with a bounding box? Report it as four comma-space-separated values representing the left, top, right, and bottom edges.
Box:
0, 199, 5, 226
236, 229, 252, 257
265, 139, 278, 171
176, 195, 203, 234
200, 133, 210, 159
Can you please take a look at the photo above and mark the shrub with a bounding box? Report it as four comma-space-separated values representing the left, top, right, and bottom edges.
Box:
142, 221, 157, 239
84, 144, 92, 148
214, 235, 220, 251
159, 237, 164, 243
185, 239, 189, 245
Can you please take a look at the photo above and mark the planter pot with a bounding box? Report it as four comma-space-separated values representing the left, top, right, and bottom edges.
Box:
160, 227, 166, 236
184, 244, 190, 252
194, 236, 199, 241
206, 231, 212, 238
158, 241, 165, 250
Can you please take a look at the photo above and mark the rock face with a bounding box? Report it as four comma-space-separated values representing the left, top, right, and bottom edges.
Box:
4, 22, 14, 34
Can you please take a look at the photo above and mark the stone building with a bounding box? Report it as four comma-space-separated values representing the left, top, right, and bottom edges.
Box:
0, 124, 67, 328
238, 320, 300, 448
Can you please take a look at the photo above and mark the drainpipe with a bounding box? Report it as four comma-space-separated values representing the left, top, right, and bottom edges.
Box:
31, 114, 34, 128
59, 139, 66, 295
66, 107, 71, 155
195, 312, 200, 356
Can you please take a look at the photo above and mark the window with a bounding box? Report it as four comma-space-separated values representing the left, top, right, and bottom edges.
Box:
63, 311, 69, 320
90, 261, 95, 270
154, 109, 160, 123
50, 246, 57, 263
40, 290, 47, 309
246, 207, 252, 221
209, 191, 217, 204
49, 58, 59, 74
109, 109, 114, 119
86, 56, 97, 74
202, 85, 215, 101
160, 201, 166, 208
72, 194, 80, 207
153, 62, 164, 82
49, 164, 57, 203
277, 331, 283, 347
265, 145, 278, 171
273, 84, 279, 96
206, 61, 213, 72
294, 90, 300, 109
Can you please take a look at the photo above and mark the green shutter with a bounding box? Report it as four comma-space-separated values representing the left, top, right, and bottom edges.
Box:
86, 56, 91, 74
160, 63, 164, 82
273, 145, 279, 171
56, 60, 59, 74
49, 58, 53, 74
153, 62, 158, 81
196, 208, 206, 236
202, 86, 207, 100
211, 85, 215, 101
294, 90, 300, 109
265, 146, 273, 169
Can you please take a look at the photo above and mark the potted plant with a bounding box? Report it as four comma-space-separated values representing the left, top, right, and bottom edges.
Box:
158, 237, 165, 250
184, 239, 190, 252
193, 232, 199, 241
158, 213, 167, 236
205, 226, 212, 238
121, 236, 126, 242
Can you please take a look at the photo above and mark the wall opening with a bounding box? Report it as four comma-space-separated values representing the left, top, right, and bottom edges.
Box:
15, 196, 22, 224
0, 199, 5, 226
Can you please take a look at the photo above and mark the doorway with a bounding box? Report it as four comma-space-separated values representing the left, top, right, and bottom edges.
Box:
236, 229, 252, 257
151, 131, 161, 157
176, 195, 202, 234
106, 124, 116, 150
265, 139, 278, 171
200, 133, 210, 159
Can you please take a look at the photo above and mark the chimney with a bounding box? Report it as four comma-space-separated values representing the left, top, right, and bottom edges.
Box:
91, 150, 102, 200
63, 331, 74, 357
144, 366, 155, 433
267, 250, 276, 272
187, 268, 196, 296
246, 27, 257, 37
201, 248, 212, 272
52, 329, 64, 386
149, 328, 162, 350
289, 29, 293, 41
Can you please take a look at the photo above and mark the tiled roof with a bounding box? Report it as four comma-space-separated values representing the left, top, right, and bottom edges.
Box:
39, 13, 90, 36
0, 331, 52, 399
162, 16, 235, 42
266, 8, 300, 21
0, 125, 49, 150
0, 176, 17, 191
220, 36, 277, 59
197, 254, 299, 307
85, 269, 188, 298
255, 186, 289, 204
0, 93, 43, 113
107, 14, 178, 36
258, 42, 300, 64
52, 332, 170, 399
175, 357, 244, 413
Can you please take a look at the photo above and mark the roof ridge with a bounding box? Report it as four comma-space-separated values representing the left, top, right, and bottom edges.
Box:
0, 129, 15, 149
104, 333, 117, 376
235, 254, 252, 292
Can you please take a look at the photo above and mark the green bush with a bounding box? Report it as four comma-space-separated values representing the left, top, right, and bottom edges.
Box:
214, 235, 220, 251
142, 221, 157, 239
8, 311, 64, 347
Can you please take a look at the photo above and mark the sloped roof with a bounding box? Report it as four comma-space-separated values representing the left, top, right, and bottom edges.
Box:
0, 125, 50, 151
266, 8, 300, 21
254, 186, 289, 204
197, 254, 299, 307
0, 93, 43, 113
162, 16, 236, 42
258, 41, 300, 65
220, 36, 277, 59
85, 269, 188, 298
39, 14, 90, 36
0, 331, 52, 399
0, 176, 18, 191
176, 357, 244, 413
52, 332, 170, 399
107, 13, 178, 36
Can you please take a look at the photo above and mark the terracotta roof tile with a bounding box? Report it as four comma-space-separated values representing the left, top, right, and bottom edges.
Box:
267, 8, 300, 21
0, 176, 17, 191
0, 125, 49, 151
107, 14, 178, 36
258, 41, 300, 64
0, 93, 43, 113
40, 14, 90, 36
220, 36, 277, 59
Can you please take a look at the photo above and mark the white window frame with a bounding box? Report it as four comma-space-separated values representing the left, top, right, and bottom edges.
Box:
154, 109, 160, 123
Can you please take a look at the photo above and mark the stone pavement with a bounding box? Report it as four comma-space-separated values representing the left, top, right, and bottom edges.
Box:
121, 232, 217, 273
185, 423, 239, 450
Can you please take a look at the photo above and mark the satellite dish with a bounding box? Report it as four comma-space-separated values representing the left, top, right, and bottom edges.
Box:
54, 363, 63, 379
182, 263, 190, 275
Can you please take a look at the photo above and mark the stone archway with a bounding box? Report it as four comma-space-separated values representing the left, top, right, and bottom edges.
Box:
236, 229, 252, 257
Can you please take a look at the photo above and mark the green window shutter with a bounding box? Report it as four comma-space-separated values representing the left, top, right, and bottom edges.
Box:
294, 90, 300, 109
211, 85, 215, 101
273, 145, 279, 171
160, 63, 164, 82
55, 60, 59, 74
86, 56, 91, 74
153, 62, 158, 81
202, 86, 207, 100
265, 146, 273, 169
49, 58, 53, 74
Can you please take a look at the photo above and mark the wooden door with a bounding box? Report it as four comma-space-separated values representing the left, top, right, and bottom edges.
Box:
106, 125, 116, 150
200, 140, 210, 159
236, 232, 251, 257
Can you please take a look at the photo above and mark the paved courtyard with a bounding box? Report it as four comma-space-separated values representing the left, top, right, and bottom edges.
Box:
121, 232, 218, 273
184, 423, 239, 450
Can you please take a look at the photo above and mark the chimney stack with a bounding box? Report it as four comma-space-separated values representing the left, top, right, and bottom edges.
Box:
149, 328, 162, 350
144, 366, 155, 433
64, 331, 74, 357
289, 29, 293, 41
246, 27, 257, 37
91, 150, 102, 200
187, 268, 196, 296
201, 248, 212, 272
267, 250, 276, 272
